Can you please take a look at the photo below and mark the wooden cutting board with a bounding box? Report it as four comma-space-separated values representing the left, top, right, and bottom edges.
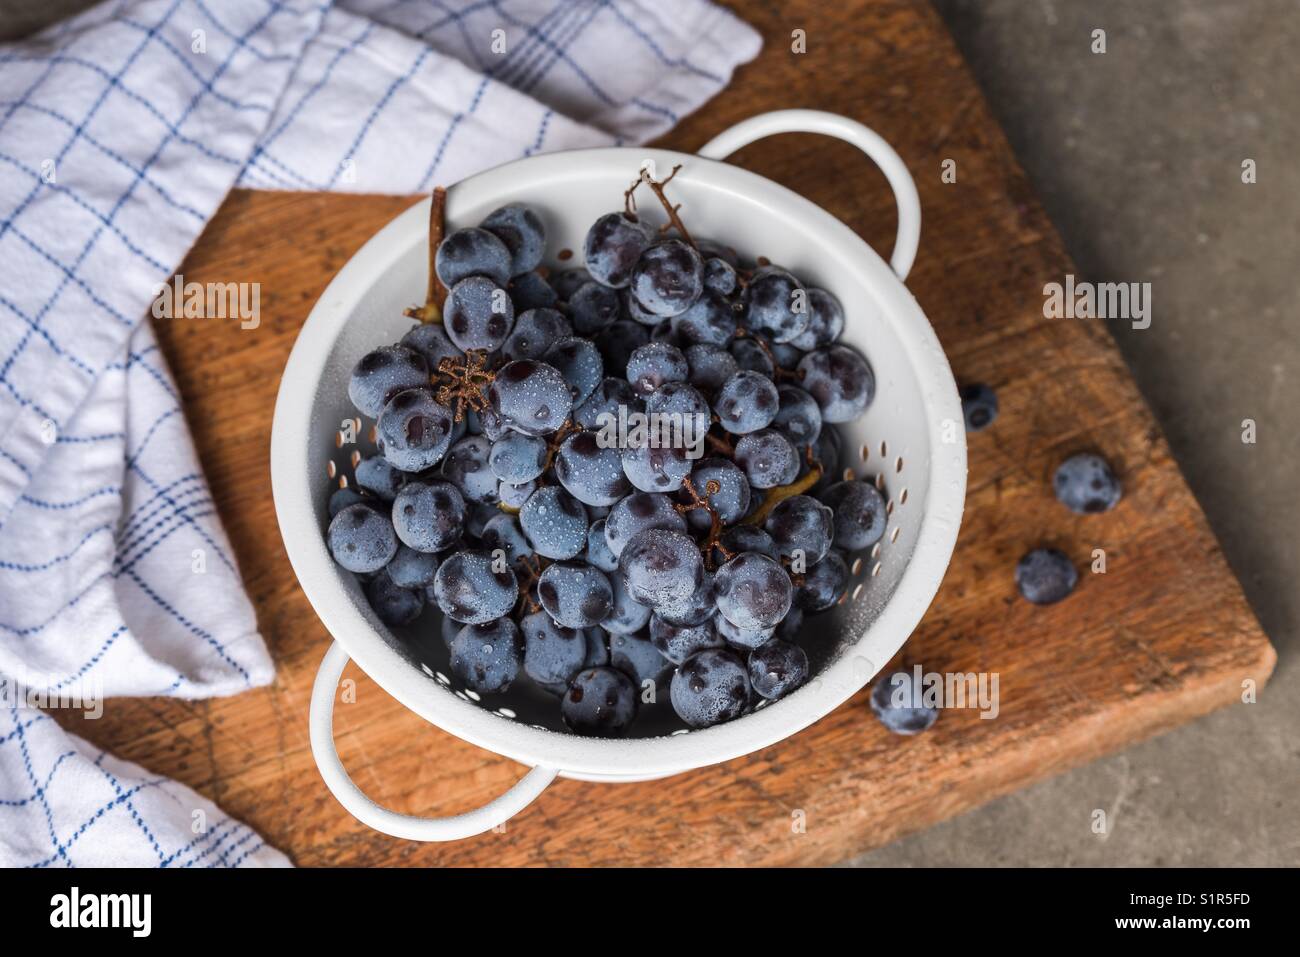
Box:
53, 0, 1274, 866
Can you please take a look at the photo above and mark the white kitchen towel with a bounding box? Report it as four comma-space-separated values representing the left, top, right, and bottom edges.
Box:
0, 709, 289, 867
0, 0, 760, 866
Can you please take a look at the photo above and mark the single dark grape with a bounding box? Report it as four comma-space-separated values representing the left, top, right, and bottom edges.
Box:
671, 287, 736, 346
400, 322, 462, 372
575, 376, 643, 430
795, 550, 849, 612
501, 307, 572, 362
568, 281, 622, 336
593, 319, 650, 373
602, 570, 652, 635
480, 513, 533, 568
819, 480, 887, 551
328, 486, 366, 518
619, 528, 705, 611
554, 429, 631, 507
519, 485, 589, 559
604, 491, 687, 558
441, 435, 499, 505
670, 648, 751, 728
450, 618, 524, 694
764, 494, 833, 565
354, 455, 406, 501
798, 345, 875, 423
376, 388, 456, 472
625, 341, 688, 396
644, 380, 711, 427
729, 337, 775, 377
650, 614, 723, 664
1054, 452, 1121, 514
684, 343, 739, 394
714, 370, 779, 435
584, 212, 653, 288
609, 631, 672, 688
522, 609, 588, 694
1015, 548, 1078, 604
365, 571, 425, 626
508, 270, 558, 312
435, 226, 512, 288
714, 551, 792, 631
734, 428, 799, 489
772, 385, 822, 447
432, 549, 518, 623
630, 239, 704, 317
621, 436, 693, 493
789, 287, 844, 350
747, 639, 809, 701
488, 359, 573, 436
960, 382, 999, 432
538, 561, 612, 629
348, 345, 429, 418
702, 256, 737, 295
489, 431, 547, 485
562, 666, 638, 737
498, 479, 535, 510
385, 544, 440, 589
391, 480, 466, 552
328, 503, 398, 573
480, 203, 546, 276
684, 457, 750, 530
741, 266, 809, 343
870, 668, 939, 735
551, 268, 592, 301
444, 275, 514, 352
543, 335, 603, 406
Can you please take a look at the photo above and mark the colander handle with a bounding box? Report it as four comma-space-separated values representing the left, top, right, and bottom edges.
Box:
309, 640, 558, 841
697, 109, 921, 281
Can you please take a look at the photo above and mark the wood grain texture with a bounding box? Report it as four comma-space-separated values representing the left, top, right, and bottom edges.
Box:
52, 0, 1274, 866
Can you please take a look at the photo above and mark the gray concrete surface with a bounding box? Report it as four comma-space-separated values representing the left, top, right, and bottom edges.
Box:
852, 0, 1299, 867
2, 0, 1294, 866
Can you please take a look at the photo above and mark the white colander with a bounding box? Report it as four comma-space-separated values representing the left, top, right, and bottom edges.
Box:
270, 110, 967, 841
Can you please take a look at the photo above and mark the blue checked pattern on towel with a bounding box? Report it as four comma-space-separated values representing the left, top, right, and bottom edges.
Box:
0, 0, 759, 866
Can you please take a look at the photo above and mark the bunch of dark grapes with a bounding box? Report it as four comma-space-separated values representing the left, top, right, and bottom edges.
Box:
326, 170, 884, 737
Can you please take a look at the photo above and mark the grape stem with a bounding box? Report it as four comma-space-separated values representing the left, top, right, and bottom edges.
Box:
704, 421, 736, 457
513, 554, 548, 616
404, 186, 448, 324
540, 418, 579, 475
675, 475, 728, 570
741, 450, 824, 528
624, 164, 696, 249
733, 326, 803, 382
432, 349, 494, 421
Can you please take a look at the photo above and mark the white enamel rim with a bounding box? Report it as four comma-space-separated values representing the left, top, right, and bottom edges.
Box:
274, 110, 965, 839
